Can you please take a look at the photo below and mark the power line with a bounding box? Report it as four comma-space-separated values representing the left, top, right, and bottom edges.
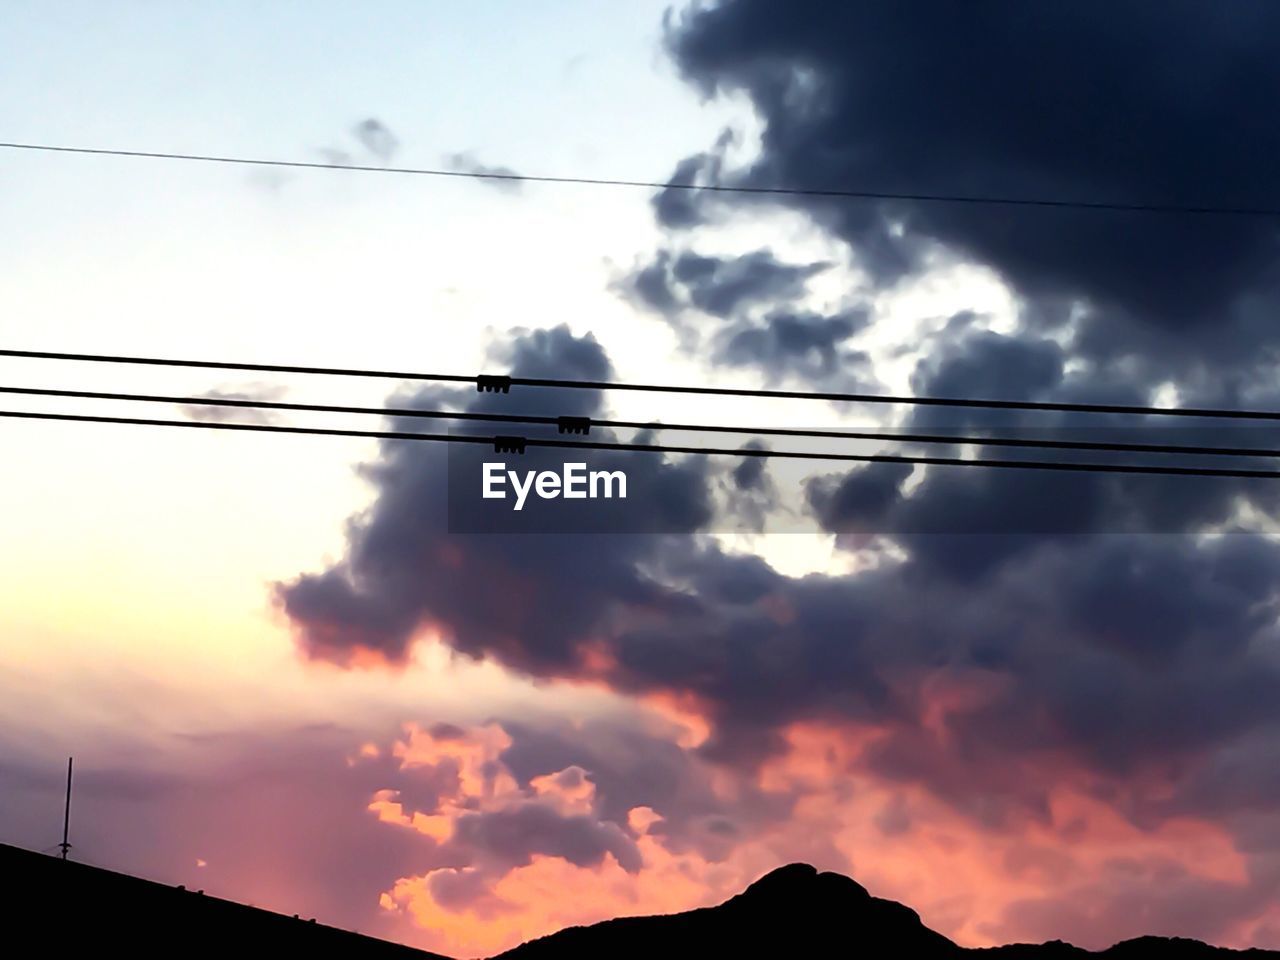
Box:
4, 408, 1280, 479
5, 383, 1280, 461
2, 140, 1277, 218
5, 347, 1280, 422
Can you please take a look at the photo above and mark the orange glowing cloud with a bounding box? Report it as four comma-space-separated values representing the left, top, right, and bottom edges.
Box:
384, 841, 743, 957
637, 689, 713, 749
393, 721, 519, 802
753, 721, 1255, 948
361, 702, 1261, 957
530, 766, 596, 815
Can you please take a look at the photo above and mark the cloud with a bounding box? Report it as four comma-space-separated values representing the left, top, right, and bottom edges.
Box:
272, 321, 1280, 949
715, 309, 871, 385
277, 326, 1280, 798
668, 250, 829, 319
443, 152, 525, 192
263, 7, 1280, 950
353, 118, 400, 164
363, 717, 735, 954
651, 128, 737, 228
179, 384, 287, 425
987, 857, 1280, 950
662, 1, 1280, 372
618, 248, 871, 385
371, 713, 1280, 954
368, 722, 644, 879
276, 325, 716, 667
451, 802, 642, 873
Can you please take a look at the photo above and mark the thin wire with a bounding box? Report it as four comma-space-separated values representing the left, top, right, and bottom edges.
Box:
4, 383, 1280, 461
2, 140, 1277, 217
3, 408, 1280, 479
5, 347, 1280, 422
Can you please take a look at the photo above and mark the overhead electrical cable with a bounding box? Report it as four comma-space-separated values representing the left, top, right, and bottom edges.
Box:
2, 383, 1279, 461
3, 408, 1280, 480
2, 140, 1278, 217
5, 347, 1280, 422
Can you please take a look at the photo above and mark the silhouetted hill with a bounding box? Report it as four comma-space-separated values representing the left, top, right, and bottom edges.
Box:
0, 842, 447, 959
490, 863, 1279, 960
6, 843, 1276, 958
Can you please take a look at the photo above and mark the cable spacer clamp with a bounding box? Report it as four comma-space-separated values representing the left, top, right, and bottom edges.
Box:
556, 416, 591, 436
476, 375, 512, 394
493, 435, 527, 454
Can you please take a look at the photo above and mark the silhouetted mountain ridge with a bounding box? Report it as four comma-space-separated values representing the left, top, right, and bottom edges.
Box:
4, 843, 1274, 958
491, 863, 1279, 959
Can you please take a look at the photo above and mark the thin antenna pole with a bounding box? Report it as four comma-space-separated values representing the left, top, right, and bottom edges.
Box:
59, 757, 72, 860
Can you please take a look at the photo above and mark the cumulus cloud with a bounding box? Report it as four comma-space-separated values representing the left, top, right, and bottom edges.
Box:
619, 248, 871, 386
276, 325, 716, 667
277, 327, 1280, 820
268, 4, 1280, 950
651, 128, 738, 228
663, 0, 1280, 371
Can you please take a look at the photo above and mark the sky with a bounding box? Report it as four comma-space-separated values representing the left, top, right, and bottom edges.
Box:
3, 2, 1280, 956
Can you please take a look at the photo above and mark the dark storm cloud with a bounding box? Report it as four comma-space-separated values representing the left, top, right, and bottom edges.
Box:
663, 0, 1280, 369
285, 1, 1280, 894
730, 442, 767, 492
272, 328, 1280, 955
715, 309, 870, 385
623, 250, 681, 313
623, 248, 827, 319
279, 325, 1280, 831
807, 324, 1280, 584
619, 247, 870, 385
806, 460, 913, 540
671, 250, 829, 319
717, 444, 777, 534
907, 330, 1065, 426
277, 325, 716, 667
652, 128, 737, 228
886, 535, 1280, 775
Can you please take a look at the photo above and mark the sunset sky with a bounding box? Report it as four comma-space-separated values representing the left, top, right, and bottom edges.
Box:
4, 2, 1280, 957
